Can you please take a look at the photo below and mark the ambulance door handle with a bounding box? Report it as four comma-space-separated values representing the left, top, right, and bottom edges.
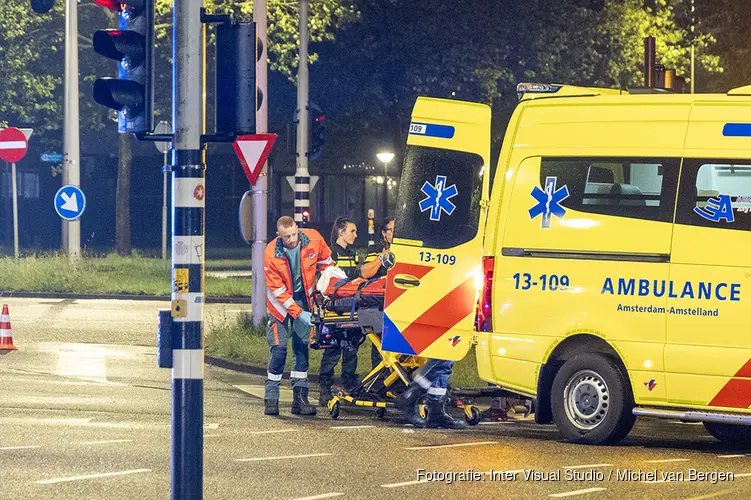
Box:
394, 275, 421, 288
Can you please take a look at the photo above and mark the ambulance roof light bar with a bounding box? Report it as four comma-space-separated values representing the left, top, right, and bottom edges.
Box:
516, 83, 562, 100
516, 82, 625, 101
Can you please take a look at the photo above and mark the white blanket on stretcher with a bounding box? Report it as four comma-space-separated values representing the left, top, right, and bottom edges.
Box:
316, 266, 348, 293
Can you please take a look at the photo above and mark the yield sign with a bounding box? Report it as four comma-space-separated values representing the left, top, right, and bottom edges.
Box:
232, 134, 277, 185
0, 127, 29, 162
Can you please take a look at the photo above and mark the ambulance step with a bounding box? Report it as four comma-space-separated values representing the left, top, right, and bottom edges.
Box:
634, 407, 751, 425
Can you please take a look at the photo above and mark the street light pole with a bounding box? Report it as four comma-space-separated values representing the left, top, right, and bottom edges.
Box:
63, 0, 81, 261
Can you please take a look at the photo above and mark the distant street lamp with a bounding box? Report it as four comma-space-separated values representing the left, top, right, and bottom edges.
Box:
376, 152, 395, 216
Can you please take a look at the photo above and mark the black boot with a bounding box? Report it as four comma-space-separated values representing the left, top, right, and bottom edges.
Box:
396, 383, 427, 428
291, 387, 317, 416
264, 399, 279, 416
426, 396, 466, 429
319, 385, 333, 407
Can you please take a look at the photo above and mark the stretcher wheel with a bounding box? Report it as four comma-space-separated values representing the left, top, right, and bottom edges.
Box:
466, 405, 481, 426
375, 407, 387, 420
330, 401, 340, 419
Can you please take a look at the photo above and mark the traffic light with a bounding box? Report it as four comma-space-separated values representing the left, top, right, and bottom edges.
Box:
215, 22, 257, 136
301, 209, 311, 226
92, 0, 154, 134
310, 111, 325, 159
30, 0, 55, 13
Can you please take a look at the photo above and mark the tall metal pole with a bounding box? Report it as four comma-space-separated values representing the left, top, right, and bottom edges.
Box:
170, 0, 205, 497
252, 0, 269, 326
690, 0, 695, 93
294, 0, 310, 224
64, 0, 81, 261
11, 162, 19, 259
162, 149, 169, 266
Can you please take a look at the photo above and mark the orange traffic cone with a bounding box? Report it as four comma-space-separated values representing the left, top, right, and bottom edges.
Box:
0, 304, 17, 351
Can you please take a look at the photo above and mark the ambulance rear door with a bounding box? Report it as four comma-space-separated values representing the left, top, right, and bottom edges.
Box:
382, 97, 490, 360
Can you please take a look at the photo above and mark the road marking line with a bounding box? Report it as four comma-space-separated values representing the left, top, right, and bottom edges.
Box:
717, 454, 749, 458
290, 493, 345, 500
330, 425, 375, 430
45, 418, 92, 424
549, 487, 607, 497
79, 440, 132, 445
204, 423, 219, 429
35, 469, 151, 484
684, 490, 735, 500
405, 441, 497, 450
236, 453, 333, 462
478, 421, 514, 425
0, 446, 41, 451
249, 429, 299, 435
643, 458, 690, 463
563, 464, 613, 469
381, 479, 430, 488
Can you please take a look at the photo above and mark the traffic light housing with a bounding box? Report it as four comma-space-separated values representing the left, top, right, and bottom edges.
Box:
92, 0, 154, 134
310, 111, 325, 159
215, 22, 257, 136
30, 0, 55, 13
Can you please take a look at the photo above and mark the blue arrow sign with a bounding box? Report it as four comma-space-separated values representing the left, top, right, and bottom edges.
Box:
40, 153, 63, 162
54, 185, 86, 221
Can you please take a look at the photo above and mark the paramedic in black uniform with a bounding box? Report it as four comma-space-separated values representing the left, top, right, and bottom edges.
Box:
359, 216, 394, 369
318, 217, 362, 406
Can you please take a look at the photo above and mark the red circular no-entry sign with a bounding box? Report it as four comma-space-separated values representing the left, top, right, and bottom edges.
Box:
0, 127, 29, 163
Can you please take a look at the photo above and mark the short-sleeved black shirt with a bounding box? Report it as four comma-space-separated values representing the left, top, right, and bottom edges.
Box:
331, 243, 360, 280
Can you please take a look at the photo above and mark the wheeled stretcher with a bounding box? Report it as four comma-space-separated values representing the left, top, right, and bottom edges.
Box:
310, 277, 487, 424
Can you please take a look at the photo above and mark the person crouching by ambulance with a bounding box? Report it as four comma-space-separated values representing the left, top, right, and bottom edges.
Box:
318, 217, 361, 406
264, 216, 333, 416
396, 359, 466, 429
359, 216, 394, 369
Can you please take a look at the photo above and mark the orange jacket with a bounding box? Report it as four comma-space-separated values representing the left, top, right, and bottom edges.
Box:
264, 228, 333, 323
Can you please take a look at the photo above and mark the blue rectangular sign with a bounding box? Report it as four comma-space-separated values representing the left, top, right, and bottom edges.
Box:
40, 153, 63, 162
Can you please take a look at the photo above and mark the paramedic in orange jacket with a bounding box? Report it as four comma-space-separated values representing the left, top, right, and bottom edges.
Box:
264, 216, 333, 416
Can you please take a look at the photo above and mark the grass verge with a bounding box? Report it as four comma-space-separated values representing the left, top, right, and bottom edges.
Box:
205, 311, 485, 386
0, 253, 250, 297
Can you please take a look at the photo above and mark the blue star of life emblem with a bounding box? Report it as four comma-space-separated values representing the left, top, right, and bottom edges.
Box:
528, 176, 570, 229
419, 175, 458, 222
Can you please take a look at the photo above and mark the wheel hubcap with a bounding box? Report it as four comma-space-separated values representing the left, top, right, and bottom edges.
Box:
564, 369, 609, 430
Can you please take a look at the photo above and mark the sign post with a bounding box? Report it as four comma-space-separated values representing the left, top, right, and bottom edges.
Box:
0, 127, 31, 259
154, 121, 173, 268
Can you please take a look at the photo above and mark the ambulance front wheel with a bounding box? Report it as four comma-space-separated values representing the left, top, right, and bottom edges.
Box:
703, 422, 751, 446
551, 353, 636, 445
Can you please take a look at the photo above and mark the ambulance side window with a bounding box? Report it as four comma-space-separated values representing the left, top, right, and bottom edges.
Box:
540, 157, 678, 223
675, 160, 751, 231
395, 145, 484, 249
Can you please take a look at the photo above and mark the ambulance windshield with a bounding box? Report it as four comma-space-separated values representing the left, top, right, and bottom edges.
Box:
394, 145, 484, 249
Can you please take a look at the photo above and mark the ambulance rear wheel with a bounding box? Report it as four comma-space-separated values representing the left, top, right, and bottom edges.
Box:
703, 422, 751, 446
551, 353, 635, 445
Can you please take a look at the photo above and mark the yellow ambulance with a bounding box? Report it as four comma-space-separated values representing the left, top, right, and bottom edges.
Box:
382, 83, 751, 445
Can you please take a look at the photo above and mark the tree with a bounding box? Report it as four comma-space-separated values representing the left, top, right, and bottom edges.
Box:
311, 0, 722, 162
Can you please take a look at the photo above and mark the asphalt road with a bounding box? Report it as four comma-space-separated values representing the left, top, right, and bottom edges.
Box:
1, 297, 751, 500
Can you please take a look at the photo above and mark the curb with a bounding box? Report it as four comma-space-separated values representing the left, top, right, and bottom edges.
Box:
0, 291, 250, 305
205, 356, 321, 383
